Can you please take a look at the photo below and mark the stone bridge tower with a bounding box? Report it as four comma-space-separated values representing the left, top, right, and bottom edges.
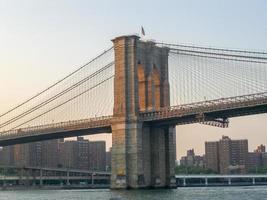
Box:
111, 35, 176, 189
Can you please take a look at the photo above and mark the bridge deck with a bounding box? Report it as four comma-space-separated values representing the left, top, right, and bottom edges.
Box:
0, 93, 266, 146
140, 92, 267, 126
0, 116, 112, 146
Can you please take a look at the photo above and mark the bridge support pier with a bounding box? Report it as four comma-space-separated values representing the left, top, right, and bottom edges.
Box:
111, 120, 176, 189
228, 178, 232, 186
19, 168, 23, 186
111, 35, 176, 189
205, 178, 208, 186
91, 173, 95, 185
39, 169, 43, 187
32, 169, 36, 186
25, 169, 30, 186
183, 178, 186, 187
67, 170, 70, 186
252, 177, 255, 185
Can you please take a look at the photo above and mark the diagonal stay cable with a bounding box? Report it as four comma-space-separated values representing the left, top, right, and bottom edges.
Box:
0, 47, 113, 118
9, 75, 115, 131
156, 42, 267, 55
170, 49, 267, 64
0, 62, 114, 129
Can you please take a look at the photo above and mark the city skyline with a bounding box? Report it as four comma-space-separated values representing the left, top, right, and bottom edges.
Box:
0, 136, 109, 171
179, 135, 267, 158
179, 136, 267, 175
1, 0, 267, 160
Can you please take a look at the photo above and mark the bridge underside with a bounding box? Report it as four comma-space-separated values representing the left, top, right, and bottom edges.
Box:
0, 103, 266, 146
147, 104, 267, 127
0, 104, 266, 146
0, 126, 111, 146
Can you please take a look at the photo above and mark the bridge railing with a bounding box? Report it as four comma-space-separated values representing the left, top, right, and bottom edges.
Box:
140, 92, 267, 121
0, 116, 112, 140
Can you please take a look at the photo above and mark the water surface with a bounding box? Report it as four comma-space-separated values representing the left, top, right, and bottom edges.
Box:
0, 186, 266, 200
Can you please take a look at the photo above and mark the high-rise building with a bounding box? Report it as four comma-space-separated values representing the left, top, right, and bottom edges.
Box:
255, 144, 266, 153
186, 149, 195, 166
248, 145, 267, 171
205, 141, 219, 173
12, 142, 40, 167
247, 152, 262, 171
0, 140, 59, 168
218, 136, 232, 174
229, 139, 248, 174
205, 136, 248, 174
194, 155, 205, 168
77, 137, 90, 170
89, 141, 106, 171
0, 138, 107, 171
28, 142, 42, 167
0, 146, 14, 166
180, 156, 187, 166
0, 143, 42, 167
59, 137, 90, 170
59, 140, 78, 169
13, 144, 29, 167
41, 140, 59, 168
262, 153, 267, 167
179, 149, 204, 168
106, 148, 112, 171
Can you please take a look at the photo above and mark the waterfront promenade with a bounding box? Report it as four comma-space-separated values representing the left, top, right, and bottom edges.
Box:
176, 174, 267, 187
0, 165, 267, 189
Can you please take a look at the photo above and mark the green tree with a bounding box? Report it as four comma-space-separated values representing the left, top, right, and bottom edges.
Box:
175, 165, 217, 174
248, 166, 267, 174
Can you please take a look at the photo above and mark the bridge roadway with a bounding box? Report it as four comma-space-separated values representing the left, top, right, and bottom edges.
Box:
141, 92, 267, 126
0, 116, 112, 146
0, 165, 111, 176
0, 92, 266, 146
0, 165, 110, 187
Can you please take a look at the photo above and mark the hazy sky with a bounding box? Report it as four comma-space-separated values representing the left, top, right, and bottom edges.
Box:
0, 0, 267, 158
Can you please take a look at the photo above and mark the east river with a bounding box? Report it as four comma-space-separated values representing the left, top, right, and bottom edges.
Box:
0, 186, 266, 200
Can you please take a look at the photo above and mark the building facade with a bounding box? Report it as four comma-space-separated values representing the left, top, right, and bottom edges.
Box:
89, 141, 106, 171
205, 141, 220, 173
76, 137, 90, 170
247, 145, 266, 172
180, 149, 204, 168
106, 148, 111, 171
0, 146, 14, 166
41, 140, 59, 168
0, 137, 107, 172
205, 136, 248, 174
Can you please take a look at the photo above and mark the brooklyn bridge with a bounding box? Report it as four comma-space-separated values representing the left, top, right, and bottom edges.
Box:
0, 35, 266, 189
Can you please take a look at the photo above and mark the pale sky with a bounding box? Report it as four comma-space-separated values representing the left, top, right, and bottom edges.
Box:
0, 0, 267, 158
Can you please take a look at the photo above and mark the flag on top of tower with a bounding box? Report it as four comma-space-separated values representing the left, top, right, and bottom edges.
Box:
141, 26, 145, 37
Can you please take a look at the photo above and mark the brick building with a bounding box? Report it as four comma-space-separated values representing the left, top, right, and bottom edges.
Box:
205, 136, 248, 174
89, 141, 106, 171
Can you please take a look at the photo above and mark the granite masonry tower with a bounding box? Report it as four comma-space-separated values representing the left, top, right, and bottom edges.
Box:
110, 35, 176, 189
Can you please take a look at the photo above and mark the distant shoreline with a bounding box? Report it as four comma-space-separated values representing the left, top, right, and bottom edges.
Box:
0, 185, 110, 191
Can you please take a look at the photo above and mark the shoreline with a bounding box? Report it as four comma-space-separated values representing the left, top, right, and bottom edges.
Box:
1, 183, 267, 191
0, 185, 110, 191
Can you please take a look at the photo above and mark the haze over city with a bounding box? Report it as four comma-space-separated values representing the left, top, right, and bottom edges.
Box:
1, 0, 267, 159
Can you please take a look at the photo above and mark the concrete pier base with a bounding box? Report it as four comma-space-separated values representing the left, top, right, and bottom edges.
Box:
111, 121, 176, 189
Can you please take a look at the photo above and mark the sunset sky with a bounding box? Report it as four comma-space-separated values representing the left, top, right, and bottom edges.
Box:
0, 0, 267, 158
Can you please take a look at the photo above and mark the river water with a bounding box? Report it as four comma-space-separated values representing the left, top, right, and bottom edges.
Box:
0, 186, 266, 200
